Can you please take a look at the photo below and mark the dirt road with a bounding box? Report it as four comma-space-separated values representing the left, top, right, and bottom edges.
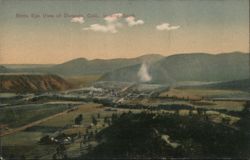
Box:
0, 109, 70, 137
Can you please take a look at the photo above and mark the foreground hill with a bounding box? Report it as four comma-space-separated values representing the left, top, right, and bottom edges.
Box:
84, 111, 250, 158
0, 74, 71, 93
101, 52, 249, 84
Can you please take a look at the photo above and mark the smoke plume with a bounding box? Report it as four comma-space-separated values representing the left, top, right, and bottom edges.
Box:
137, 63, 152, 82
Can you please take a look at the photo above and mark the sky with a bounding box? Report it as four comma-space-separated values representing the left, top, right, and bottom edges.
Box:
0, 0, 249, 64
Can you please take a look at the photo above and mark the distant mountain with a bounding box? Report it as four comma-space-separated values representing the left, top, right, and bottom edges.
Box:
0, 64, 53, 74
100, 64, 141, 82
0, 74, 71, 93
2, 64, 54, 69
0, 54, 163, 76
0, 66, 10, 73
100, 52, 249, 84
49, 54, 163, 76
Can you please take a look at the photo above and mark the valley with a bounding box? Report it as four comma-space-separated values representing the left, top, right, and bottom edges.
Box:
0, 52, 250, 159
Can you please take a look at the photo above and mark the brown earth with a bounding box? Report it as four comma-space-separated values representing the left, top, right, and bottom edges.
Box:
0, 74, 71, 93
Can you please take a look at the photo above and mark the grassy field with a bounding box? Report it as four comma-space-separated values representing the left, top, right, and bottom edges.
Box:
65, 75, 101, 88
158, 88, 247, 111
38, 103, 103, 127
0, 104, 71, 128
195, 100, 246, 111
1, 103, 111, 159
36, 103, 134, 134
0, 93, 17, 98
159, 88, 249, 100
1, 131, 56, 159
128, 97, 245, 111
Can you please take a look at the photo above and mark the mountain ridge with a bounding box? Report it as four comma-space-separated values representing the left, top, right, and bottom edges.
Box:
43, 54, 164, 76
1, 52, 248, 82
100, 52, 249, 84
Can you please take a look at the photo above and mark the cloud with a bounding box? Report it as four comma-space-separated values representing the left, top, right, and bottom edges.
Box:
83, 13, 123, 33
104, 13, 123, 23
71, 16, 85, 24
83, 13, 144, 33
156, 23, 180, 31
126, 16, 144, 27
83, 23, 120, 33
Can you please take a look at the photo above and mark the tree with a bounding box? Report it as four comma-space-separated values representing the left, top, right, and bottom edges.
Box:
111, 113, 118, 123
222, 117, 230, 125
87, 144, 92, 152
75, 114, 83, 125
189, 110, 193, 116
92, 115, 98, 126
104, 116, 109, 124
78, 131, 81, 138
238, 101, 250, 132
20, 155, 26, 160
107, 119, 112, 126
174, 109, 180, 115
197, 108, 204, 116
39, 135, 53, 144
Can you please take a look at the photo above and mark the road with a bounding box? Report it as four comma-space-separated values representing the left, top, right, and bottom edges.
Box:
0, 109, 71, 137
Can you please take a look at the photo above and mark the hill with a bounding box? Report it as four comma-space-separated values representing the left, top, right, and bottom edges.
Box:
198, 78, 250, 91
49, 54, 163, 76
0, 54, 163, 77
2, 64, 54, 69
0, 74, 71, 93
0, 66, 11, 73
100, 52, 249, 84
84, 111, 250, 158
0, 64, 53, 75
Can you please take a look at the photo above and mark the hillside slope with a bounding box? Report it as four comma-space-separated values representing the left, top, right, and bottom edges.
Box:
100, 52, 249, 84
1, 54, 163, 77
199, 78, 250, 91
50, 54, 163, 76
0, 66, 11, 73
0, 74, 71, 93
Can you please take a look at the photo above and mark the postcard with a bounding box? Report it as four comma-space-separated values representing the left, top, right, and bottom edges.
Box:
0, 0, 249, 159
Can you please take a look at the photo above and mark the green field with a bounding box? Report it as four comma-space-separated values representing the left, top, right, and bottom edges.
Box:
158, 88, 248, 111
0, 103, 71, 128
1, 103, 113, 159
160, 88, 249, 100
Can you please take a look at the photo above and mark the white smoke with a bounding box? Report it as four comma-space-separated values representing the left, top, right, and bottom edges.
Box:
137, 63, 152, 82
